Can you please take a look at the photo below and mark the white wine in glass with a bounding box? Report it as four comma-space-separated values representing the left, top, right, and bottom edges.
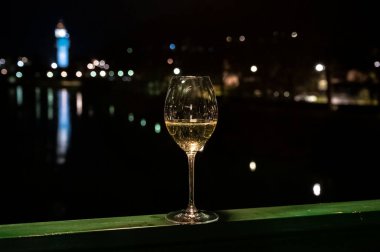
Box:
164, 76, 218, 224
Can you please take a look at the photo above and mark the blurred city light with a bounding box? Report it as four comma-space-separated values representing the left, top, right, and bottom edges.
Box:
167, 58, 174, 65
226, 36, 232, 42
51, 62, 58, 69
47, 71, 54, 78
99, 60, 105, 67
169, 43, 176, 50
0, 58, 5, 65
239, 35, 246, 42
109, 71, 114, 77
313, 183, 321, 196
1, 69, 7, 75
173, 68, 180, 75
249, 161, 257, 172
154, 123, 161, 133
315, 63, 325, 72
109, 105, 115, 116
128, 113, 134, 122
374, 61, 380, 68
127, 70, 134, 76
93, 60, 99, 66
140, 118, 147, 127
273, 91, 280, 97
100, 70, 106, 77
291, 32, 298, 38
250, 65, 258, 72
117, 70, 124, 77
90, 71, 97, 77
87, 63, 94, 69
21, 57, 28, 63
17, 60, 24, 67
61, 71, 68, 78
284, 91, 290, 97
127, 47, 133, 54
16, 72, 23, 78
75, 71, 82, 78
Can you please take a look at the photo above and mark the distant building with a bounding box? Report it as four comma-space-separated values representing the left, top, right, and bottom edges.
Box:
55, 21, 70, 68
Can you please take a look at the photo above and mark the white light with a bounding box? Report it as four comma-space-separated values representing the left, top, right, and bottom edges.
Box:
90, 71, 97, 77
1, 69, 7, 75
17, 61, 24, 67
249, 161, 257, 172
226, 36, 232, 42
127, 70, 134, 76
239, 35, 246, 42
273, 91, 279, 97
104, 64, 109, 70
117, 70, 124, 77
284, 91, 290, 97
99, 60, 105, 67
76, 71, 82, 78
47, 71, 54, 78
61, 71, 68, 78
100, 70, 106, 77
315, 63, 325, 72
140, 119, 147, 127
21, 57, 28, 63
374, 61, 380, 68
16, 72, 23, 78
250, 65, 258, 73
173, 68, 180, 75
87, 63, 94, 70
291, 32, 298, 38
51, 62, 58, 69
167, 58, 174, 65
0, 58, 5, 65
93, 60, 99, 66
313, 183, 321, 196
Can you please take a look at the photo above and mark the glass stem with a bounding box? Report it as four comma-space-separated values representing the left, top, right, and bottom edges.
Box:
186, 152, 198, 216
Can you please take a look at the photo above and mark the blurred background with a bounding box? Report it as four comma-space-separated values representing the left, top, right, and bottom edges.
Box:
1, 0, 380, 224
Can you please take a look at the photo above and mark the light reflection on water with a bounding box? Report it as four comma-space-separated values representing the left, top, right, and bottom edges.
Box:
56, 89, 71, 165
3, 81, 380, 224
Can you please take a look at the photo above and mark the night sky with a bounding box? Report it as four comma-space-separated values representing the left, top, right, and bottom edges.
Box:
1, 0, 379, 60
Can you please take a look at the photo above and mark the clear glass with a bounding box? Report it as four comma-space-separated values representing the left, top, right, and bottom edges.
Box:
164, 76, 219, 224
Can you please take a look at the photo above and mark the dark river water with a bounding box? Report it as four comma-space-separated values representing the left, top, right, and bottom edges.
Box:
1, 79, 380, 224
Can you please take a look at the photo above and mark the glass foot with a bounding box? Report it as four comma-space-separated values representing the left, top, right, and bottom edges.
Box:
166, 209, 219, 224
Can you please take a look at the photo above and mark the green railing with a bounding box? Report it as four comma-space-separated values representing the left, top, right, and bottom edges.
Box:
1, 199, 380, 251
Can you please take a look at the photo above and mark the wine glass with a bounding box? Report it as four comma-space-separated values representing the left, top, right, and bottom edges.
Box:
164, 76, 218, 224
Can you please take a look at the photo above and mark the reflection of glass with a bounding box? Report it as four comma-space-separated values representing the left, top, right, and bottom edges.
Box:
56, 89, 71, 164
164, 76, 218, 224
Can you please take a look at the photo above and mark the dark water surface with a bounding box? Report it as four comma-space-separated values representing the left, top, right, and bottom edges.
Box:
1, 80, 380, 224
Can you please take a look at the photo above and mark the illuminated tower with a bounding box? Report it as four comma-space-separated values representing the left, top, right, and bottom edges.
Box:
55, 20, 70, 68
